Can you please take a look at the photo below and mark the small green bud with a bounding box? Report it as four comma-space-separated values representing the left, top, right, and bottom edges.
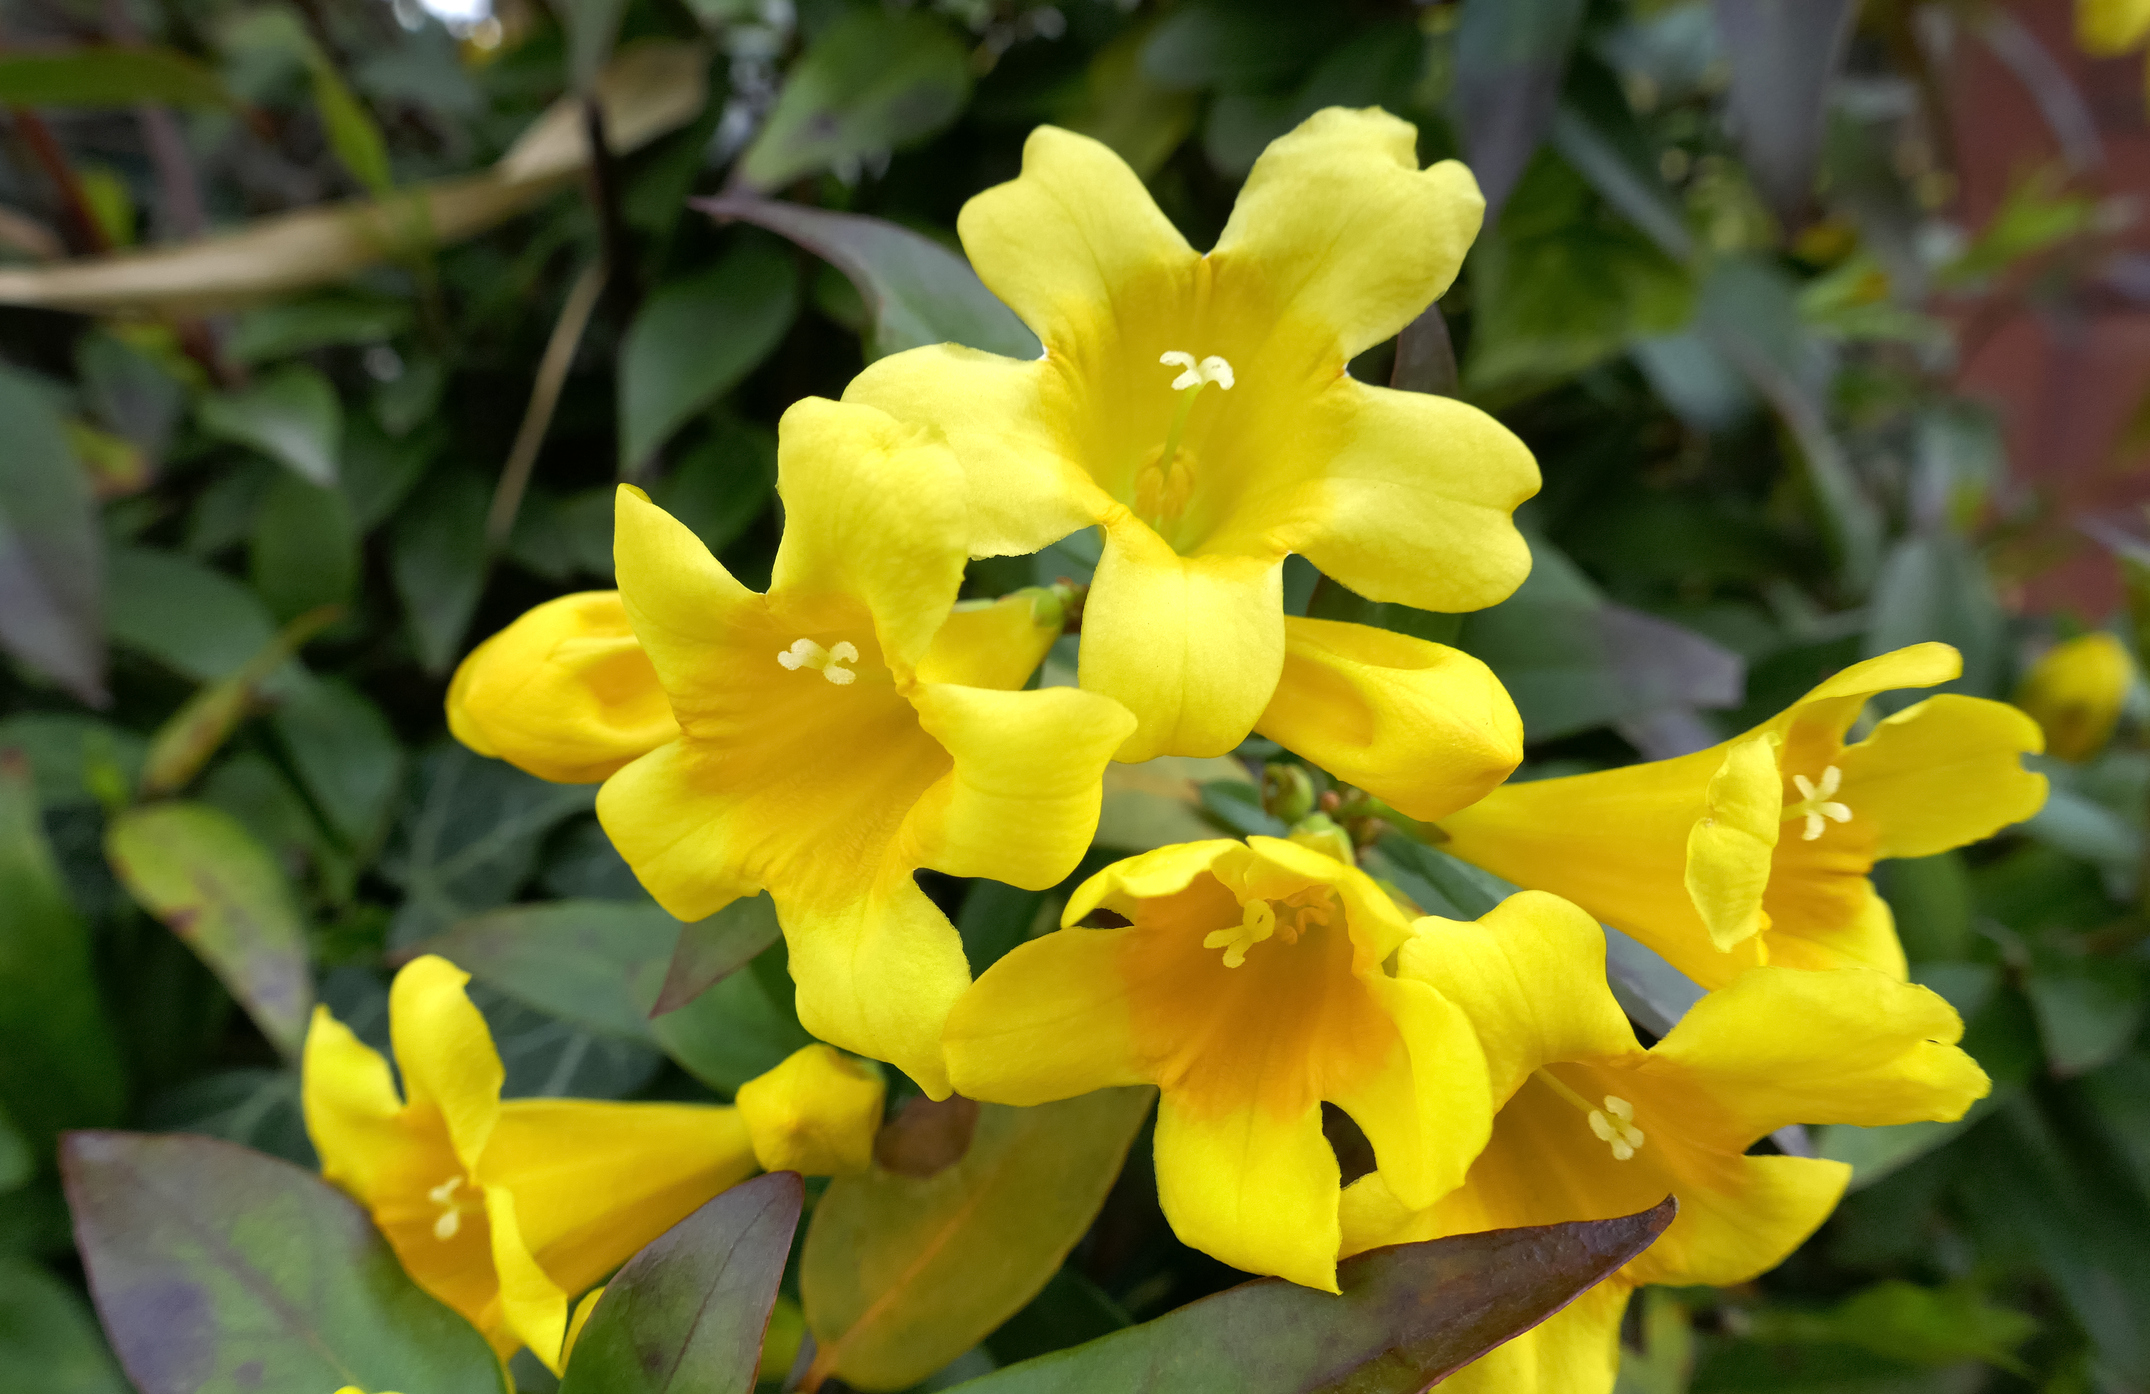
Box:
1263, 762, 1316, 823
1287, 812, 1354, 864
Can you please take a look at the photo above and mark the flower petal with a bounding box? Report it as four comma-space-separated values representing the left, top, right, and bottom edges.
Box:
301, 1005, 409, 1201
1211, 107, 1484, 360
1083, 514, 1284, 760
1756, 642, 1962, 753
613, 484, 764, 704
1400, 891, 1640, 1105
957, 124, 1195, 351
1763, 880, 1907, 978
2079, 0, 2150, 55
735, 1044, 886, 1176
483, 1184, 570, 1372
945, 924, 1149, 1104
1283, 380, 1537, 614
845, 345, 1105, 557
905, 681, 1135, 888
1427, 1280, 1630, 1394
1326, 976, 1490, 1211
1256, 617, 1521, 821
916, 590, 1069, 691
1836, 695, 2047, 858
1153, 1090, 1341, 1290
446, 591, 678, 784
767, 398, 970, 669
1061, 839, 1245, 924
1683, 736, 1782, 953
1645, 966, 1990, 1148
1624, 1152, 1849, 1289
389, 956, 504, 1174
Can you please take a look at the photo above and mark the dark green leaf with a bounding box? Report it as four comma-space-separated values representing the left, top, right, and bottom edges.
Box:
76, 332, 183, 464
1451, 0, 1587, 216
417, 899, 680, 1041
389, 468, 490, 674
270, 672, 403, 852
558, 1171, 802, 1394
1863, 532, 2006, 707
0, 47, 236, 109
106, 546, 278, 682
0, 752, 124, 1165
957, 880, 1050, 977
0, 365, 106, 705
197, 366, 343, 487
0, 1104, 29, 1195
984, 1268, 1133, 1367
105, 802, 314, 1058
1139, 0, 1346, 92
0, 715, 144, 809
651, 413, 778, 557
652, 894, 784, 1014
249, 473, 358, 622
62, 1130, 502, 1394
1712, 0, 1858, 223
2025, 951, 2145, 1078
0, 1255, 131, 1394
229, 294, 412, 364
946, 1200, 1676, 1394
700, 196, 1038, 361
739, 10, 971, 190
305, 52, 394, 196
619, 240, 800, 471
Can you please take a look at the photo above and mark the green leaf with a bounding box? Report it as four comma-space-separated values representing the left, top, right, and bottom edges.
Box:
700, 196, 1038, 362
946, 1201, 1676, 1394
2025, 950, 2145, 1077
1451, 0, 1587, 215
138, 606, 341, 798
558, 1172, 802, 1394
0, 364, 106, 706
1746, 1280, 2036, 1369
0, 752, 124, 1165
0, 1103, 28, 1195
61, 1130, 502, 1394
197, 365, 343, 487
77, 331, 183, 463
1139, 0, 1346, 92
1095, 756, 1251, 851
0, 1255, 131, 1394
105, 802, 314, 1058
1714, 0, 1858, 222
249, 473, 358, 622
652, 894, 784, 1014
229, 293, 412, 364
619, 241, 800, 471
1862, 531, 2006, 708
305, 51, 394, 196
802, 1088, 1153, 1391
0, 46, 236, 109
559, 0, 632, 93
388, 467, 490, 674
270, 672, 403, 852
739, 10, 971, 190
0, 715, 143, 810
650, 413, 778, 557
106, 546, 278, 682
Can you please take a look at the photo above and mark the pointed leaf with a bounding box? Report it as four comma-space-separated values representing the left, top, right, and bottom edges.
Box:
198, 366, 342, 487
0, 1256, 131, 1394
61, 1130, 502, 1394
802, 1088, 1152, 1391
1712, 0, 1858, 224
1451, 0, 1587, 218
0, 46, 236, 109
619, 241, 799, 471
946, 1200, 1676, 1394
559, 1172, 803, 1394
653, 894, 783, 1015
0, 365, 106, 705
389, 467, 490, 674
106, 546, 278, 681
739, 11, 970, 191
104, 802, 314, 1057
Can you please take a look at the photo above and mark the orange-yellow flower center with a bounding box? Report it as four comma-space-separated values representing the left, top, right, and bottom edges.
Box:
1782, 763, 1852, 842
1132, 351, 1236, 539
1203, 885, 1334, 968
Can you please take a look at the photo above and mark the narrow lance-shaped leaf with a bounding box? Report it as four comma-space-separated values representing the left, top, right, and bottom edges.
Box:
618, 240, 800, 473
0, 47, 237, 109
559, 1171, 803, 1394
197, 364, 342, 487
654, 894, 784, 1015
944, 1200, 1677, 1394
1450, 0, 1587, 220
1712, 0, 1859, 225
105, 801, 314, 1057
62, 1130, 503, 1394
139, 605, 342, 798
0, 364, 106, 705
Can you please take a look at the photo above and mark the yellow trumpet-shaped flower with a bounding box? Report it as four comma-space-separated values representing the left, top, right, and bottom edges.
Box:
2077, 0, 2150, 113
1437, 644, 2047, 989
303, 956, 762, 1371
734, 1043, 884, 1176
595, 399, 1134, 1094
845, 106, 1539, 762
1339, 892, 1989, 1394
2015, 631, 2133, 762
944, 836, 1490, 1292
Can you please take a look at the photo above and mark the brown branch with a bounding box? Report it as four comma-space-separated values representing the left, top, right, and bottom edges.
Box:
9, 109, 111, 255
487, 262, 607, 550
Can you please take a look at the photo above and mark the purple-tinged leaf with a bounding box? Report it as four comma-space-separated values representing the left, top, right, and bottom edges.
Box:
0, 365, 106, 706
558, 1171, 803, 1394
1390, 303, 1459, 397
1450, 0, 1587, 221
61, 1131, 502, 1394
1711, 0, 1859, 224
946, 1200, 1675, 1394
653, 893, 782, 1015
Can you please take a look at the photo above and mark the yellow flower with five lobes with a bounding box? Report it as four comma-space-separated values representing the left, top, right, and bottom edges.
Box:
844, 106, 1539, 763
448, 399, 1134, 1095
2015, 631, 2133, 762
1436, 644, 2047, 990
303, 957, 886, 1371
1338, 892, 1991, 1394
943, 836, 1492, 1293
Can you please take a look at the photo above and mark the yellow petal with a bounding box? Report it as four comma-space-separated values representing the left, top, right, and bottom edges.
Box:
1624, 1152, 1850, 1289
1153, 1089, 1341, 1291
844, 345, 1105, 558
1683, 736, 1782, 953
445, 591, 679, 784
484, 1184, 570, 1373
1327, 976, 1490, 1211
767, 398, 970, 670
612, 484, 763, 706
735, 1044, 886, 1176
388, 956, 504, 1174
1212, 108, 1483, 359
916, 590, 1069, 691
485, 1097, 759, 1303
1082, 514, 1284, 760
904, 681, 1135, 889
1061, 839, 1244, 925
1836, 695, 2047, 859
1400, 891, 1638, 1106
2015, 631, 2132, 761
2080, 0, 2150, 53
1430, 1280, 1630, 1394
957, 123, 1195, 352
1755, 642, 1961, 752
562, 1287, 605, 1368
301, 1004, 410, 1202
1645, 966, 1990, 1147
1256, 617, 1521, 821
1282, 380, 1537, 615
780, 870, 972, 1098
1763, 880, 1907, 978
944, 924, 1148, 1104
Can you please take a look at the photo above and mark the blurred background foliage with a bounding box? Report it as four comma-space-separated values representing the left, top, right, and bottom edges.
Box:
3, 0, 2150, 1389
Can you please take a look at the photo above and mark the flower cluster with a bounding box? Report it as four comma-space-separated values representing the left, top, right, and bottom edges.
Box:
401, 107, 2043, 1388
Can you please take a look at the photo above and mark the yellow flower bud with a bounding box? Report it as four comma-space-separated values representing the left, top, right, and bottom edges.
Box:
2016, 632, 2132, 762
735, 1044, 886, 1176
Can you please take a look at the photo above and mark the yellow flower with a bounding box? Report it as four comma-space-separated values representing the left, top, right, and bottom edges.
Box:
734, 1043, 885, 1176
596, 399, 1134, 1094
2015, 631, 2132, 762
943, 836, 1490, 1292
1437, 644, 2047, 989
845, 107, 1538, 762
1339, 891, 1989, 1393
2080, 0, 2150, 51
303, 956, 761, 1371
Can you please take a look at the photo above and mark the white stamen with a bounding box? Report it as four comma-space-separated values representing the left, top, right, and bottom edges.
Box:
777, 638, 859, 685
1787, 764, 1852, 841
1585, 1095, 1646, 1161
1158, 350, 1235, 392
428, 1176, 469, 1242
